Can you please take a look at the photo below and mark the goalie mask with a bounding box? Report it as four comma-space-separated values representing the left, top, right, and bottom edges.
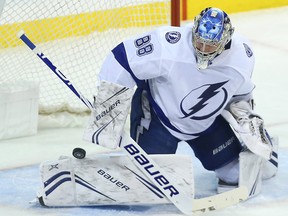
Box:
192, 7, 234, 69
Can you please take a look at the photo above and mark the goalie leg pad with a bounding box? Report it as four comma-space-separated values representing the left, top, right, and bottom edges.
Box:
83, 81, 134, 149
262, 136, 279, 179
37, 153, 194, 207
216, 137, 278, 196
239, 150, 264, 198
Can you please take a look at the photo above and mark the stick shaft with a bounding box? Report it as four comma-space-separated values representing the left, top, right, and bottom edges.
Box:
18, 31, 94, 110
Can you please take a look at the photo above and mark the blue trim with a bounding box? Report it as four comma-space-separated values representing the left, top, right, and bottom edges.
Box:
45, 177, 71, 196
44, 173, 115, 201
145, 82, 189, 135
44, 171, 70, 187
92, 112, 122, 144
112, 43, 146, 88
232, 92, 252, 98
269, 150, 278, 168
125, 166, 164, 199
75, 179, 115, 201
269, 158, 278, 168
272, 151, 278, 158
100, 87, 129, 105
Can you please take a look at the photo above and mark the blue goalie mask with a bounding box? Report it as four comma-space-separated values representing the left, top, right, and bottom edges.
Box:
192, 7, 234, 69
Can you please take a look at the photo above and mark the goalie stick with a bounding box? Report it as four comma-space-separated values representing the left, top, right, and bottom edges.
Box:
192, 187, 248, 213
18, 31, 248, 214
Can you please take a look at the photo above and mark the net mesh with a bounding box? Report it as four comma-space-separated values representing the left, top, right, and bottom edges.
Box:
0, 0, 170, 114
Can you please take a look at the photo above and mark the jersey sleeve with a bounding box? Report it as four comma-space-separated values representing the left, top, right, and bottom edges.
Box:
227, 34, 256, 97
98, 51, 136, 88
98, 29, 164, 88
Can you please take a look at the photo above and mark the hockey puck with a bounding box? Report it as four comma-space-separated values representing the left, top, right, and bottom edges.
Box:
72, 148, 86, 159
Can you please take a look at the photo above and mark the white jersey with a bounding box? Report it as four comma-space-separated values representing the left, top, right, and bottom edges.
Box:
99, 25, 255, 140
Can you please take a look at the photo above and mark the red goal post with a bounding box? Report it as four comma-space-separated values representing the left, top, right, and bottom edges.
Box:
171, 0, 181, 26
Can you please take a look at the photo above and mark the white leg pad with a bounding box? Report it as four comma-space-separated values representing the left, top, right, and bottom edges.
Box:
239, 150, 264, 198
37, 153, 194, 207
262, 136, 279, 179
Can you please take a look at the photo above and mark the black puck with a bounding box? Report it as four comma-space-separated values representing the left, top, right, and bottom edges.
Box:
72, 148, 86, 159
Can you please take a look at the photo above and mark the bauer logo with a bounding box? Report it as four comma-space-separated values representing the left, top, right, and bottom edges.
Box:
165, 31, 181, 44
123, 143, 179, 197
97, 169, 130, 191
95, 100, 120, 121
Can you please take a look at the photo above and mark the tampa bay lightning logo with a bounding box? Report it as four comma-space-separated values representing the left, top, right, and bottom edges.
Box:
180, 81, 228, 120
165, 31, 181, 44
243, 43, 253, 57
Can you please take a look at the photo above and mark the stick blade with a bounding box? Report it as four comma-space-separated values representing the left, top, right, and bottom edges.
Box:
192, 186, 248, 213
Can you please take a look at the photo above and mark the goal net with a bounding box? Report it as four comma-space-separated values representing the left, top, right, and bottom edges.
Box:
0, 0, 173, 119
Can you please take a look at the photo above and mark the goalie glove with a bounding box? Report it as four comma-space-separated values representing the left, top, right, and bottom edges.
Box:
83, 81, 134, 149
229, 100, 272, 160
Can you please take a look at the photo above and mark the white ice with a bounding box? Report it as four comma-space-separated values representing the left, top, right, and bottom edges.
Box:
0, 6, 288, 216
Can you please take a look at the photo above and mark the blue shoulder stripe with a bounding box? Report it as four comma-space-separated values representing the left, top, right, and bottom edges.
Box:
112, 42, 146, 88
